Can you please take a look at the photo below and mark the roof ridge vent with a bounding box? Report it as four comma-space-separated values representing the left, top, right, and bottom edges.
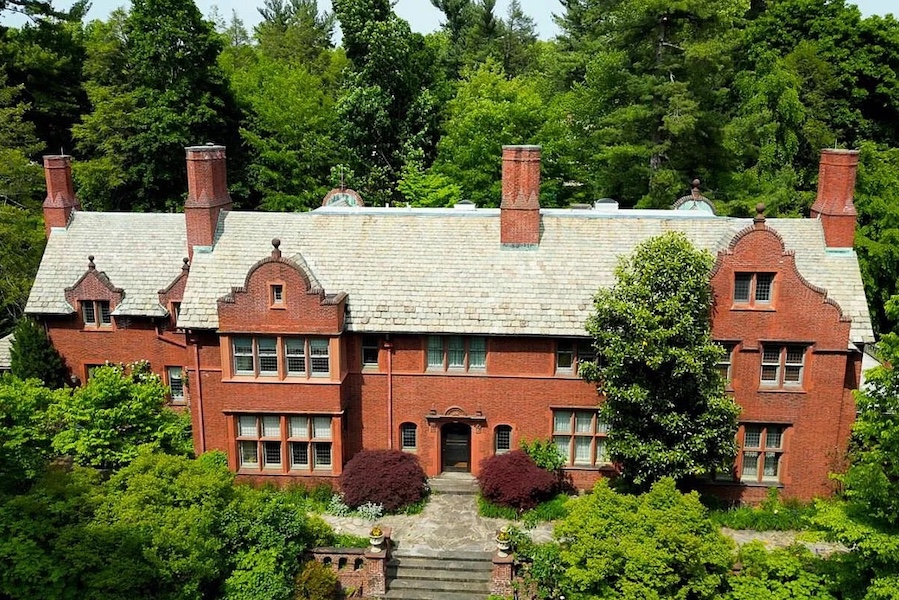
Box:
454, 200, 477, 211
594, 199, 619, 212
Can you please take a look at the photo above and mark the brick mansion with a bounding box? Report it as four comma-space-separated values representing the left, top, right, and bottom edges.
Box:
2, 144, 873, 502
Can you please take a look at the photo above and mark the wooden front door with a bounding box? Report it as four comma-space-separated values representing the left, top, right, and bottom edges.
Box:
441, 423, 471, 473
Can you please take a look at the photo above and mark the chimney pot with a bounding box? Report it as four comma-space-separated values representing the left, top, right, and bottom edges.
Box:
500, 145, 541, 246
811, 148, 859, 248
42, 155, 81, 236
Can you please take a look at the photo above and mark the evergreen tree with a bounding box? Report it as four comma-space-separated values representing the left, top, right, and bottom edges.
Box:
581, 232, 740, 490
9, 317, 68, 389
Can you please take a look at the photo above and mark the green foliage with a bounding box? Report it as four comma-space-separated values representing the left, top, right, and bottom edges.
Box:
50, 363, 193, 470
554, 478, 734, 599
294, 560, 340, 600
582, 232, 740, 489
478, 493, 570, 526
0, 375, 56, 491
9, 317, 68, 388
709, 487, 818, 531
519, 438, 566, 472
726, 542, 837, 599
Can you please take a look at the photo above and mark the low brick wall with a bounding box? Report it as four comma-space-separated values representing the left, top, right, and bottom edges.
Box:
310, 528, 391, 599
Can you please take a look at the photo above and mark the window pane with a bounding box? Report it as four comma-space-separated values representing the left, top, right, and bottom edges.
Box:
314, 442, 332, 468
290, 442, 309, 467
785, 346, 805, 364
744, 427, 762, 448
755, 273, 773, 302
762, 347, 781, 363
271, 284, 283, 303
401, 424, 417, 449
447, 336, 465, 368
577, 340, 596, 363
553, 436, 571, 463
310, 339, 329, 375
167, 367, 184, 399
556, 342, 574, 370
596, 439, 608, 464
596, 418, 609, 434
495, 426, 511, 453
784, 366, 802, 383
763, 452, 780, 478
285, 339, 305, 375
233, 338, 254, 375
734, 273, 751, 302
238, 416, 257, 438
765, 427, 783, 449
261, 415, 280, 437
575, 412, 594, 433
239, 440, 258, 466
263, 441, 282, 467
99, 301, 112, 324
553, 411, 572, 434
257, 338, 278, 375
362, 335, 379, 365
742, 451, 759, 477
289, 417, 308, 439
574, 437, 592, 465
468, 337, 486, 369
313, 417, 332, 439
761, 365, 779, 382
427, 337, 444, 368
83, 302, 96, 324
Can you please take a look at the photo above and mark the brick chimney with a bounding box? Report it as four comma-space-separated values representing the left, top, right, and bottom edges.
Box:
810, 149, 859, 248
185, 144, 232, 259
42, 155, 81, 236
500, 145, 541, 246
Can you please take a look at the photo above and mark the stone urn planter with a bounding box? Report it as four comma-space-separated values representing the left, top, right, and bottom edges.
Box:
369, 525, 385, 552
495, 526, 512, 557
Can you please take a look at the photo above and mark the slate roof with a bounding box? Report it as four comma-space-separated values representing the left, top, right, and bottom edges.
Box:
175, 207, 873, 344
26, 207, 874, 344
26, 212, 187, 317
0, 333, 12, 371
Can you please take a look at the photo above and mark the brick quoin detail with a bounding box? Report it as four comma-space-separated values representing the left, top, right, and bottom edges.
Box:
500, 145, 541, 246
810, 149, 859, 248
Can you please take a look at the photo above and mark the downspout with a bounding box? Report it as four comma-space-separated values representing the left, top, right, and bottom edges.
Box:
384, 337, 394, 449
191, 331, 206, 453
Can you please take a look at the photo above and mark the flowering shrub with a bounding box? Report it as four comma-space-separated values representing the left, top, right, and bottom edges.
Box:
478, 450, 556, 511
340, 449, 428, 513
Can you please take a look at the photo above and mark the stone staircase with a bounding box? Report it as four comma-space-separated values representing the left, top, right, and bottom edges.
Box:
427, 473, 479, 496
384, 550, 493, 600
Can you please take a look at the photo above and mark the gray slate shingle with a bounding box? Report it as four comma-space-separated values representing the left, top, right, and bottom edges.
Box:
0, 333, 13, 371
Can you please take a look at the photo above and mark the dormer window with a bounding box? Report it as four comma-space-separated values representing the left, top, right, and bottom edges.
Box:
270, 284, 284, 306
82, 300, 112, 327
734, 273, 774, 306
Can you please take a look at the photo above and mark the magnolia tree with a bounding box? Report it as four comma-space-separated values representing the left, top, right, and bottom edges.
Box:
580, 231, 740, 490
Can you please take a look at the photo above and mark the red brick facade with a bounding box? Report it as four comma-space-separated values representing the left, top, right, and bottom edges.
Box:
31, 146, 871, 504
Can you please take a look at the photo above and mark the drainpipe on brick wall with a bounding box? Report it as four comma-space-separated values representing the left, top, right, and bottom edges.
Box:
191, 332, 207, 453
384, 338, 394, 449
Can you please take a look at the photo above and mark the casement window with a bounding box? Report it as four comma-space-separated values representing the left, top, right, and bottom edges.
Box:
494, 425, 512, 454
716, 342, 736, 383
82, 300, 112, 327
760, 345, 806, 388
362, 335, 380, 368
741, 424, 786, 483
231, 336, 331, 379
236, 414, 333, 473
167, 366, 185, 402
552, 410, 609, 467
555, 339, 596, 375
400, 422, 417, 452
270, 284, 284, 305
734, 273, 775, 305
426, 336, 486, 372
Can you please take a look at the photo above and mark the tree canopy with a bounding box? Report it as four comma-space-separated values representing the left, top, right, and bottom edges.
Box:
581, 232, 740, 489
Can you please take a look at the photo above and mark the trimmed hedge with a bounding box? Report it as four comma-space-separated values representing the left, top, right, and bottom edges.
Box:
478, 450, 556, 511
339, 449, 428, 513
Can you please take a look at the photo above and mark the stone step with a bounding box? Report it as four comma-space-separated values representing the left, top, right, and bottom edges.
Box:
388, 565, 492, 582
389, 557, 493, 574
382, 589, 488, 600
392, 550, 492, 562
388, 577, 491, 593
427, 475, 479, 495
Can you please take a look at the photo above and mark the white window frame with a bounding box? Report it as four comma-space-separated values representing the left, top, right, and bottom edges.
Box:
230, 337, 331, 379
426, 336, 487, 372
400, 422, 417, 452
555, 339, 596, 375
734, 272, 775, 305
716, 342, 736, 384
237, 414, 334, 473
494, 425, 512, 454
740, 424, 786, 483
82, 300, 112, 328
167, 366, 185, 402
760, 345, 806, 388
362, 335, 380, 368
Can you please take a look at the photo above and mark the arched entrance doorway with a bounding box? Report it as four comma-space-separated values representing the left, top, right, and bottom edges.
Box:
441, 423, 472, 473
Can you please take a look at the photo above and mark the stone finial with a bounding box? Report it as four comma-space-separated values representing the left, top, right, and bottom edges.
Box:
691, 179, 701, 198
754, 203, 766, 226
88, 255, 96, 270
272, 238, 282, 259
182, 257, 190, 272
